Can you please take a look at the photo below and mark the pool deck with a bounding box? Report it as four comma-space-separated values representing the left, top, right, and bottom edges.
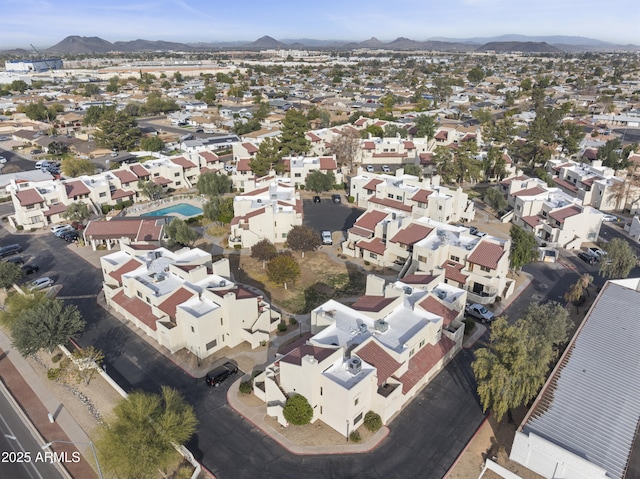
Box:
124, 195, 206, 218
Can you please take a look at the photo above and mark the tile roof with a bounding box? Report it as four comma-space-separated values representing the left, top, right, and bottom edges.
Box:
130, 164, 150, 178
362, 178, 384, 191
207, 285, 258, 300
356, 341, 402, 386
237, 159, 252, 172
511, 186, 547, 197
410, 189, 434, 203
111, 290, 158, 331
401, 273, 438, 285
136, 219, 163, 241
111, 189, 135, 200
84, 219, 163, 242
419, 153, 434, 165
44, 203, 68, 217
441, 260, 468, 285
397, 336, 455, 394
403, 141, 415, 149
242, 142, 258, 154
64, 180, 90, 198
418, 296, 457, 328
171, 156, 198, 169
307, 132, 321, 142
319, 157, 337, 170
435, 130, 448, 140
390, 223, 433, 245
521, 215, 542, 228
372, 152, 407, 158
348, 226, 374, 239
280, 345, 336, 366
549, 205, 582, 224
363, 141, 375, 150
553, 177, 579, 193
357, 237, 387, 256
112, 169, 138, 184
351, 295, 395, 312
467, 241, 505, 270
199, 151, 219, 163
354, 210, 389, 231
158, 287, 195, 319
108, 259, 143, 284
15, 188, 44, 207
153, 176, 172, 185
369, 196, 413, 212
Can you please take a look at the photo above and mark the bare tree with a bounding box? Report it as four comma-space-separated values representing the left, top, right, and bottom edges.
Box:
330, 128, 360, 172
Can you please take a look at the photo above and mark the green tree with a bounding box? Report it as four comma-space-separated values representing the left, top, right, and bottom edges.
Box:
360, 124, 384, 139
557, 121, 585, 155
433, 146, 456, 184
383, 124, 406, 138
62, 202, 90, 223
61, 157, 96, 177
282, 394, 313, 425
431, 77, 453, 107
250, 137, 282, 177
203, 197, 234, 225
305, 171, 335, 193
137, 179, 163, 200
106, 76, 120, 93
0, 290, 47, 328
509, 224, 538, 270
83, 83, 100, 97
472, 108, 493, 125
600, 238, 637, 279
286, 225, 322, 257
195, 85, 218, 106
139, 136, 164, 152
484, 187, 508, 214
48, 141, 68, 155
11, 300, 85, 356
564, 280, 584, 313
597, 139, 630, 170
96, 386, 197, 479
452, 141, 481, 184
467, 67, 485, 84
20, 101, 57, 122
83, 105, 115, 126
251, 239, 278, 267
402, 164, 423, 178
165, 219, 200, 247
279, 110, 311, 156
93, 110, 141, 151
0, 261, 24, 289
196, 172, 231, 197
267, 252, 300, 288
9, 80, 29, 93
414, 114, 437, 141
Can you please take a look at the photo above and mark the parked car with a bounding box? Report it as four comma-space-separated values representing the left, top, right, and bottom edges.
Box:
31, 149, 43, 155
382, 165, 391, 173
588, 247, 606, 258
321, 230, 333, 245
465, 303, 495, 323
51, 224, 70, 234
0, 244, 23, 258
4, 256, 24, 265
54, 226, 75, 237
577, 252, 597, 265
366, 165, 374, 173
0, 156, 7, 164
61, 231, 80, 242
313, 196, 321, 203
21, 264, 40, 275
29, 277, 54, 290
205, 361, 238, 387
331, 194, 341, 204
602, 214, 619, 222
469, 227, 487, 238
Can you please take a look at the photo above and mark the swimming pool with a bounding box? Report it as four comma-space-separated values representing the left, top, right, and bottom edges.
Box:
141, 203, 203, 217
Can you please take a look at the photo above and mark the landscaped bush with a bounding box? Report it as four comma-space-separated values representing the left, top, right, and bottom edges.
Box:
47, 368, 61, 381
288, 316, 298, 326
283, 394, 313, 425
363, 260, 370, 266
16, 225, 23, 231
102, 204, 114, 214
113, 202, 126, 210
277, 321, 287, 332
364, 411, 383, 432
51, 353, 63, 363
239, 380, 253, 394
186, 215, 204, 225
349, 431, 361, 442
347, 196, 355, 203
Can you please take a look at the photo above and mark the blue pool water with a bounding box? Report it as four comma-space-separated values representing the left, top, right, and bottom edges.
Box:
142, 203, 203, 217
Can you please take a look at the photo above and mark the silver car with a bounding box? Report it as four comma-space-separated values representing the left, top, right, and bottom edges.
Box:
29, 277, 54, 290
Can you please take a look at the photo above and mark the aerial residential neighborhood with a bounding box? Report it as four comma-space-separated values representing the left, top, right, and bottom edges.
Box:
1, 7, 640, 479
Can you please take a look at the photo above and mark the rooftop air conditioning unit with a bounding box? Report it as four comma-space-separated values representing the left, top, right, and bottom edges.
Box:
347, 357, 362, 375
358, 323, 368, 334
219, 280, 226, 287
403, 286, 412, 295
375, 319, 389, 333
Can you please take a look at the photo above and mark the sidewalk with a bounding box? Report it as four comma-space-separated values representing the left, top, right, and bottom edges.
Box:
0, 336, 98, 479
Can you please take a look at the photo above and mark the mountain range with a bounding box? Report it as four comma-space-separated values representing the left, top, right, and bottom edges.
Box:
8, 34, 636, 55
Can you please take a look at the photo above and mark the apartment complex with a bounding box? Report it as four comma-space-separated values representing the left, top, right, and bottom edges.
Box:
254, 274, 466, 436
101, 244, 281, 359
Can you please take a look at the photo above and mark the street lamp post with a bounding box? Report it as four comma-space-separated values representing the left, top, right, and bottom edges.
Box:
42, 440, 104, 479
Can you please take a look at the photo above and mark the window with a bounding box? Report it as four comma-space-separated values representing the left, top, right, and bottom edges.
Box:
175, 181, 181, 186
99, 192, 107, 198
388, 193, 394, 199
282, 233, 287, 238
146, 297, 150, 304
174, 172, 180, 177
354, 412, 363, 425
438, 205, 443, 211
419, 339, 425, 347
354, 397, 359, 406
480, 265, 491, 272
154, 172, 160, 177
206, 339, 217, 350
418, 255, 427, 263
26, 205, 34, 210
136, 291, 142, 298
220, 318, 223, 326
418, 202, 426, 208
409, 348, 415, 357
294, 173, 301, 178
320, 387, 323, 396
370, 253, 377, 259
450, 255, 459, 262
191, 326, 195, 333
320, 406, 323, 414
396, 195, 402, 200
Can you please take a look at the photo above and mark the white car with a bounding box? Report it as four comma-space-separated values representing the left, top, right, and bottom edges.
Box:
366, 165, 374, 173
321, 231, 333, 245
465, 303, 495, 323
50, 224, 70, 234
602, 214, 618, 222
29, 277, 54, 290
382, 165, 391, 173
0, 156, 6, 164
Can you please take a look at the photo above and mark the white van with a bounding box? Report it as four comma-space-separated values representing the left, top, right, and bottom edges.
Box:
35, 160, 50, 170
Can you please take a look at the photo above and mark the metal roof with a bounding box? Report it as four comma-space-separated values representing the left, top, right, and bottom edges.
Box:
523, 280, 640, 479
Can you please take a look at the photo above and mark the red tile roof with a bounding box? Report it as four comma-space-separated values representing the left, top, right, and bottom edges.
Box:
354, 118, 368, 127
112, 169, 138, 184
549, 205, 582, 223
401, 273, 438, 285
351, 295, 395, 312
553, 177, 579, 193
369, 196, 412, 212
136, 220, 163, 241
441, 261, 468, 285
419, 153, 434, 165
307, 132, 321, 142
84, 219, 163, 242
511, 186, 546, 197
44, 203, 68, 217
319, 157, 337, 170
521, 215, 542, 228
372, 152, 408, 158
153, 176, 172, 185
418, 296, 457, 327
15, 188, 44, 207
467, 241, 505, 270
435, 130, 448, 140
242, 142, 258, 154
403, 141, 415, 149
108, 259, 143, 284
357, 237, 387, 256
390, 223, 433, 245
237, 159, 252, 172
111, 290, 158, 331
64, 180, 90, 198
199, 151, 219, 163
171, 156, 197, 169
130, 164, 150, 178
363, 141, 375, 150
280, 345, 336, 366
158, 287, 194, 319
356, 341, 402, 386
348, 226, 374, 238
362, 178, 384, 191
354, 210, 389, 231
398, 336, 455, 394
411, 189, 434, 203
111, 189, 135, 200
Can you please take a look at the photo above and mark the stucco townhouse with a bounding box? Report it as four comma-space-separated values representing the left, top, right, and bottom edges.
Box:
254, 274, 466, 436
101, 244, 281, 359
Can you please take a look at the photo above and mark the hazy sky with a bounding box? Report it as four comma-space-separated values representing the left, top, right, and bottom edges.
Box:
2, 0, 638, 49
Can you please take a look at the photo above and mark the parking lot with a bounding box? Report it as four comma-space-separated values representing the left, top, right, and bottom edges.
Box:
302, 194, 364, 239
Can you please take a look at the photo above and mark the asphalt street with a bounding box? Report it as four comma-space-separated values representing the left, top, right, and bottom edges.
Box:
0, 389, 64, 479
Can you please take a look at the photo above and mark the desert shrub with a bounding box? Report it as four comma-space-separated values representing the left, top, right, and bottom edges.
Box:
349, 431, 361, 442
277, 321, 287, 332
239, 380, 253, 394
347, 196, 355, 203
16, 225, 24, 231
364, 411, 383, 432
47, 368, 62, 381
289, 316, 298, 326
51, 353, 63, 363
102, 204, 114, 214
234, 244, 242, 250
283, 394, 313, 425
